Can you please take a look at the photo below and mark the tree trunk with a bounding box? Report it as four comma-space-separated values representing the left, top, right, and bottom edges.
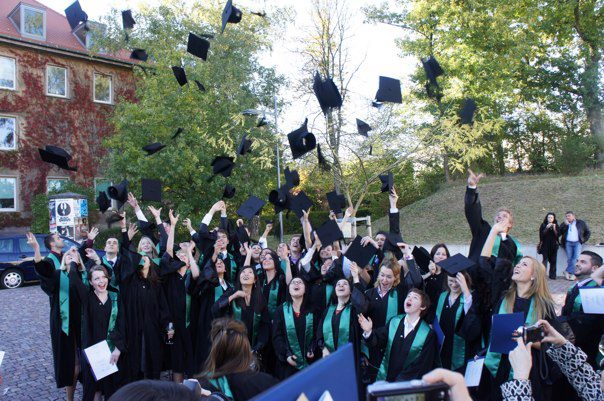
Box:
443, 152, 451, 182
496, 141, 506, 175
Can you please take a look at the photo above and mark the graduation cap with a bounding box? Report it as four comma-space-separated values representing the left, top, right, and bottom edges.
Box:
236, 195, 265, 219
379, 171, 393, 193
356, 119, 372, 136
105, 212, 124, 227
412, 246, 432, 273
289, 191, 313, 219
317, 144, 330, 171
141, 179, 162, 202
171, 127, 183, 140
313, 72, 343, 114
326, 190, 346, 214
369, 145, 373, 156
107, 179, 129, 209
187, 33, 210, 61
268, 186, 290, 213
130, 49, 148, 62
284, 167, 299, 189
65, 1, 88, 31
236, 224, 250, 244
221, 0, 243, 33
96, 191, 111, 213
382, 232, 404, 259
375, 76, 402, 104
251, 11, 266, 18
122, 10, 135, 30
287, 119, 316, 159
315, 219, 344, 246
194, 80, 206, 92
237, 134, 252, 156
210, 156, 235, 178
345, 235, 378, 268
142, 142, 166, 156
460, 98, 477, 125
421, 55, 444, 86
38, 145, 77, 171
256, 116, 268, 127
437, 253, 475, 276
172, 66, 187, 86
222, 184, 236, 199
372, 101, 383, 108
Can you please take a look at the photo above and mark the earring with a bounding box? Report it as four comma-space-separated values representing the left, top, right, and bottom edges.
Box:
531, 277, 535, 281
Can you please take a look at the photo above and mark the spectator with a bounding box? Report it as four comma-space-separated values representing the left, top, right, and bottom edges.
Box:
559, 211, 591, 281
538, 212, 559, 280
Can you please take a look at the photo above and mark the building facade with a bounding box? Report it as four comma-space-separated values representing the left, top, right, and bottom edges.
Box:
0, 0, 136, 232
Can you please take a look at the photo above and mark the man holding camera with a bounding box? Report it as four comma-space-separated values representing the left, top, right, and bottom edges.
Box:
559, 211, 591, 281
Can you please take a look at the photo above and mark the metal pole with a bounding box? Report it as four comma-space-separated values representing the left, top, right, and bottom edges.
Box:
273, 95, 284, 243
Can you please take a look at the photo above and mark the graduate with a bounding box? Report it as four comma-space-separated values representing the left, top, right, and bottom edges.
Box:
422, 243, 450, 312
83, 236, 124, 292
72, 265, 126, 401
359, 288, 438, 383
126, 193, 167, 263
299, 238, 337, 317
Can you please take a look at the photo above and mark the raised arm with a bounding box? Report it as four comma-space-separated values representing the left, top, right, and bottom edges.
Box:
464, 169, 486, 235
166, 209, 178, 258
127, 192, 148, 222
187, 241, 200, 280
481, 220, 510, 257
26, 232, 43, 264
199, 200, 225, 233
388, 186, 401, 237
278, 244, 293, 285
258, 222, 273, 249
301, 209, 313, 250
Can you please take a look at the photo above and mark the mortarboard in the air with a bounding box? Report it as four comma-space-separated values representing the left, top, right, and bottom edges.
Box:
237, 134, 252, 156
211, 156, 235, 178
490, 312, 525, 354
382, 232, 404, 259
313, 71, 343, 114
142, 142, 166, 156
65, 1, 88, 30
344, 235, 378, 268
289, 190, 313, 219
237, 195, 265, 219
372, 101, 383, 108
356, 119, 372, 136
284, 167, 299, 189
122, 10, 135, 30
421, 55, 444, 86
425, 82, 442, 100
105, 212, 124, 227
315, 219, 344, 246
369, 144, 373, 155
375, 76, 402, 104
412, 246, 432, 273
171, 127, 183, 140
268, 186, 291, 213
379, 171, 393, 193
39, 145, 77, 171
172, 66, 187, 86
221, 0, 243, 33
287, 119, 316, 159
194, 80, 206, 92
130, 49, 148, 62
236, 224, 250, 244
187, 33, 210, 61
256, 116, 268, 127
251, 11, 266, 18
460, 98, 477, 125
141, 179, 162, 202
326, 190, 346, 214
317, 144, 330, 171
437, 253, 475, 276
96, 191, 111, 213
223, 184, 236, 199
242, 109, 258, 116
107, 179, 129, 209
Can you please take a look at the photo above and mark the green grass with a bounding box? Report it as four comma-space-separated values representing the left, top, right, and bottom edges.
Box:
371, 170, 604, 244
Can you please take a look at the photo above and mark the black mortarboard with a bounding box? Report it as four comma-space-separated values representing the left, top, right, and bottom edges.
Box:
289, 191, 313, 219
421, 55, 444, 86
317, 144, 330, 171
326, 190, 346, 214
284, 167, 299, 189
313, 72, 343, 114
221, 0, 243, 33
369, 145, 373, 155
379, 171, 393, 193
251, 11, 266, 18
65, 1, 88, 30
105, 212, 124, 227
96, 191, 111, 213
172, 66, 187, 86
236, 225, 250, 244
194, 80, 206, 92
237, 134, 252, 156
372, 101, 383, 108
237, 196, 265, 219
356, 119, 372, 136
211, 156, 235, 178
256, 116, 267, 127
171, 127, 183, 140
223, 184, 236, 199
382, 232, 404, 260
460, 98, 477, 125
122, 10, 135, 30
315, 219, 344, 246
143, 142, 166, 156
130, 49, 148, 62
375, 76, 402, 104
268, 186, 290, 213
412, 246, 432, 273
345, 235, 378, 267
438, 253, 475, 276
187, 33, 210, 61
425, 82, 442, 100
141, 179, 162, 202
287, 119, 316, 159
108, 179, 129, 209
39, 146, 77, 171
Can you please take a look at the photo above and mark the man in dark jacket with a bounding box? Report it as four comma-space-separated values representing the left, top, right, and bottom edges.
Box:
559, 211, 591, 281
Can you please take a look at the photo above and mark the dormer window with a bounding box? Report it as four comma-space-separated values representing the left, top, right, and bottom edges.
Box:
9, 4, 46, 41
73, 21, 106, 51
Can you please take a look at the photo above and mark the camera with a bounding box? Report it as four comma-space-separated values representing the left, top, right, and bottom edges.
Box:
523, 323, 545, 343
367, 380, 449, 401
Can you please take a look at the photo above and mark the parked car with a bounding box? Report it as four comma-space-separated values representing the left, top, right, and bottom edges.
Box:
0, 234, 105, 289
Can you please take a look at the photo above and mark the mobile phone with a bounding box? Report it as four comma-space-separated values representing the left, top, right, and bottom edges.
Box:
523, 323, 545, 343
367, 380, 449, 401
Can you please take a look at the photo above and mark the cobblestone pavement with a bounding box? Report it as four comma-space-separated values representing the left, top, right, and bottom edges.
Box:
0, 279, 576, 400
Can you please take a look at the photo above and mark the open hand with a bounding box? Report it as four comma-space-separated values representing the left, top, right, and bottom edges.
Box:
467, 169, 485, 187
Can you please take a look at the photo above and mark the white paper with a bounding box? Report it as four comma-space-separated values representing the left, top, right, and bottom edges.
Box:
464, 357, 484, 387
0, 350, 5, 368
579, 287, 604, 314
318, 390, 334, 401
83, 340, 118, 381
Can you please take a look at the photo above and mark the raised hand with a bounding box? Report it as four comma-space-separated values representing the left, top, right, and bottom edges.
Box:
183, 218, 193, 232
456, 272, 470, 296
119, 211, 127, 229
320, 260, 332, 275
85, 248, 99, 262
389, 186, 399, 208
168, 209, 179, 226
302, 208, 311, 221
127, 223, 138, 241
492, 218, 511, 234
358, 313, 373, 334
26, 232, 39, 251
350, 261, 360, 282
126, 192, 139, 209
536, 319, 566, 347
467, 169, 485, 187
148, 205, 162, 222
87, 226, 99, 241
109, 349, 121, 365
360, 236, 377, 249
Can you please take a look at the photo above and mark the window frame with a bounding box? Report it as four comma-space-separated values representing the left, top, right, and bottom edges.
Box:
46, 177, 69, 194
0, 115, 17, 151
46, 65, 68, 98
0, 56, 17, 91
93, 73, 113, 104
20, 5, 46, 41
0, 176, 18, 212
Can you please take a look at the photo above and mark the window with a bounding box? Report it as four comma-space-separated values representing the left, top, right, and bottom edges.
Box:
73, 21, 106, 51
0, 239, 14, 254
46, 66, 67, 97
0, 177, 17, 211
22, 6, 46, 40
0, 56, 16, 90
95, 178, 115, 209
94, 73, 112, 104
0, 117, 16, 150
47, 178, 68, 194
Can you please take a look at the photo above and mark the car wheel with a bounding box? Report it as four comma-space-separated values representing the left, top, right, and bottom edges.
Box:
1, 269, 24, 289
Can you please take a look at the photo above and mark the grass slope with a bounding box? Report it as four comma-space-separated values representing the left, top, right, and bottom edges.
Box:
372, 171, 604, 245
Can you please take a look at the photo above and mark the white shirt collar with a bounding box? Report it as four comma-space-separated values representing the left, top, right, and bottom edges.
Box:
404, 315, 420, 330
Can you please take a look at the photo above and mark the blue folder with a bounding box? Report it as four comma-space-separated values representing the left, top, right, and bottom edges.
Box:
489, 312, 524, 354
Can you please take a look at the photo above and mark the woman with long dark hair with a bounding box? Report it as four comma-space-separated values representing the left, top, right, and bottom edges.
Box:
423, 243, 451, 313
539, 212, 559, 280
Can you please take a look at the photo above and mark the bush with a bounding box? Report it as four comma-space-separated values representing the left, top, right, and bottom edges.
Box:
554, 135, 597, 175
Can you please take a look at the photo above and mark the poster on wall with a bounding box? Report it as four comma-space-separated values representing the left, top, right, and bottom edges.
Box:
56, 199, 74, 226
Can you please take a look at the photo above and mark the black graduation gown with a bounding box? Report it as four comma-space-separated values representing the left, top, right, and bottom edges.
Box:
34, 258, 83, 388
198, 371, 278, 401
476, 256, 514, 342
424, 272, 446, 320
260, 273, 286, 375
299, 261, 333, 317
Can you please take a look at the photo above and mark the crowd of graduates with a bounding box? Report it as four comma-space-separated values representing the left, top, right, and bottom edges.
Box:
30, 170, 603, 401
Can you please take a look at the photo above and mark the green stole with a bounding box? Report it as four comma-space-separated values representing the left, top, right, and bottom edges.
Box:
283, 303, 314, 370
385, 288, 399, 323
102, 256, 119, 291
48, 253, 70, 335
572, 279, 598, 313
492, 235, 523, 265
266, 277, 280, 317
210, 376, 233, 398
324, 284, 334, 308
484, 297, 535, 378
377, 315, 431, 381
233, 301, 261, 345
436, 291, 466, 371
280, 260, 288, 274
184, 270, 192, 328
214, 282, 225, 302
106, 292, 119, 351
228, 254, 237, 283
322, 303, 351, 352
